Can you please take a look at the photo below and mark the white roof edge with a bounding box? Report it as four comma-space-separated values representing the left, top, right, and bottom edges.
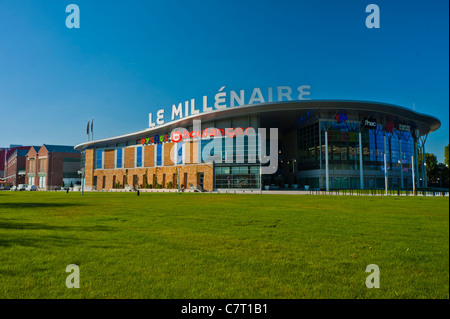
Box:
74, 99, 440, 151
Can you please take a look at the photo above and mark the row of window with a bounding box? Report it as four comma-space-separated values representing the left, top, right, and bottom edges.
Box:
27, 158, 47, 173
95, 143, 182, 169
95, 137, 259, 169
27, 176, 46, 188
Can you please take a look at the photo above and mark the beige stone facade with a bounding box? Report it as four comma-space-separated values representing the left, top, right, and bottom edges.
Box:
84, 143, 213, 191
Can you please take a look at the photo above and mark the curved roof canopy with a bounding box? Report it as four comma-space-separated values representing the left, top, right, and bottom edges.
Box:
75, 100, 441, 151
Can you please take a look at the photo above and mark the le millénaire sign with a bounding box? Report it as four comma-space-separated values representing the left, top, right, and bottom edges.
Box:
148, 85, 311, 128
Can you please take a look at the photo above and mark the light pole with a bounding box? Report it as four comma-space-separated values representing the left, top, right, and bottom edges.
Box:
78, 167, 85, 195
424, 162, 427, 188
412, 155, 416, 195
177, 167, 180, 194
384, 153, 388, 195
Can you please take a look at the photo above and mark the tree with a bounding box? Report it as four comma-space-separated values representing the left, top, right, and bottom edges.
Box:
436, 163, 449, 188
419, 152, 438, 186
425, 153, 437, 186
445, 144, 449, 166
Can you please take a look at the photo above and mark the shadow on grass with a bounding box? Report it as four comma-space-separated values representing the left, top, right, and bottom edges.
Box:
0, 202, 86, 209
0, 234, 84, 248
0, 221, 114, 249
0, 221, 111, 232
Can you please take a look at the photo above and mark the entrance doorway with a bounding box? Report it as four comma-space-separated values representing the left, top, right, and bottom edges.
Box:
198, 172, 204, 190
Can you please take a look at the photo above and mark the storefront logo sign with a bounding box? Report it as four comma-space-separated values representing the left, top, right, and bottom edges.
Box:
335, 113, 348, 123
137, 135, 169, 145
364, 118, 377, 128
399, 124, 410, 131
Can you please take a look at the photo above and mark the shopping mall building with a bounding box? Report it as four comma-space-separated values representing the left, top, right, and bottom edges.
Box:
75, 92, 440, 192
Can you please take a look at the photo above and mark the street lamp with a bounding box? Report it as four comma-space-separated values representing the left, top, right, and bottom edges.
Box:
77, 167, 85, 195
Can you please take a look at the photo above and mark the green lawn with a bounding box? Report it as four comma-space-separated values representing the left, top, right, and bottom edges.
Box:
0, 191, 448, 299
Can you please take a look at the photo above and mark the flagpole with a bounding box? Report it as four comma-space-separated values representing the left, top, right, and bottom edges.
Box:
87, 120, 90, 141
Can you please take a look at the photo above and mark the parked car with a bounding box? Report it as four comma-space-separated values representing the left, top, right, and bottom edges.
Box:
10, 185, 18, 191
26, 185, 37, 191
17, 184, 28, 191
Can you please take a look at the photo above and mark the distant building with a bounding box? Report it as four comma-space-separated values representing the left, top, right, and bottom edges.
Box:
0, 148, 5, 179
24, 146, 40, 187
25, 145, 81, 190
5, 147, 37, 186
1, 145, 29, 181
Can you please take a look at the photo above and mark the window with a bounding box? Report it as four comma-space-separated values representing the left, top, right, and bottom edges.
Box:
156, 144, 162, 166
28, 159, 35, 173
39, 176, 46, 188
136, 146, 142, 167
96, 150, 103, 169
176, 143, 183, 165
39, 159, 46, 172
116, 148, 123, 168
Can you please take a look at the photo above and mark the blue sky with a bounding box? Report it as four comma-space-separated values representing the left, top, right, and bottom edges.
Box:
0, 0, 448, 161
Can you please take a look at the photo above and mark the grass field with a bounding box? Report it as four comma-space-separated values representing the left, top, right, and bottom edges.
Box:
0, 191, 448, 299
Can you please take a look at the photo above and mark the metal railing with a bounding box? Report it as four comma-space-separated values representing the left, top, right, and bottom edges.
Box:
307, 188, 449, 196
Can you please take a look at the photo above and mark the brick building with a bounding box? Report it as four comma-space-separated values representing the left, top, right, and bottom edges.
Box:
0, 147, 5, 179
24, 146, 40, 187
25, 145, 81, 190
1, 145, 33, 182
4, 147, 37, 186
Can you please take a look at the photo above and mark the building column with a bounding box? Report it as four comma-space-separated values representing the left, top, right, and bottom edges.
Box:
359, 132, 364, 189
384, 134, 388, 194
412, 155, 416, 194
414, 139, 420, 188
325, 130, 329, 192
384, 153, 388, 195
398, 137, 404, 188
422, 144, 427, 188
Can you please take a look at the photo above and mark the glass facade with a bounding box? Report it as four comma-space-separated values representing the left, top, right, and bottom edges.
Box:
176, 143, 183, 165
297, 122, 321, 170
201, 135, 259, 165
136, 146, 142, 167
294, 120, 417, 189
318, 122, 361, 171
214, 165, 261, 189
95, 150, 102, 169
199, 135, 261, 189
156, 144, 162, 166
116, 148, 123, 168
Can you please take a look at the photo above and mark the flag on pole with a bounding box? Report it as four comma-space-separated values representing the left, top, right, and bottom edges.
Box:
91, 118, 94, 140
87, 120, 90, 139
